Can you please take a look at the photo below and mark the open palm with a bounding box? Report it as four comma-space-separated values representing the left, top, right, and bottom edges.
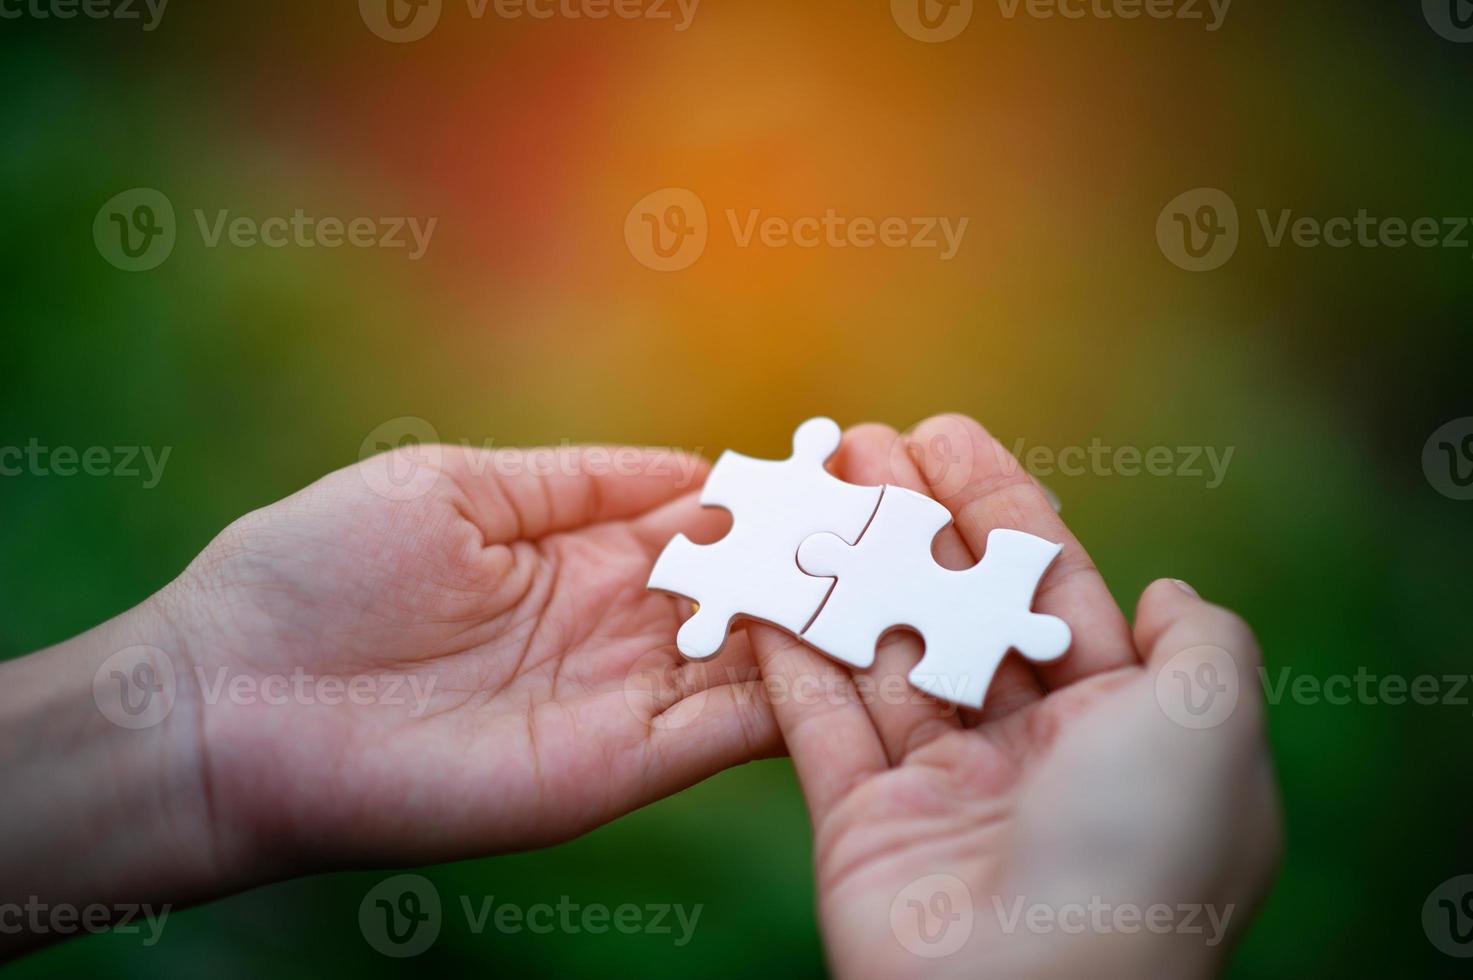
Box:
172, 439, 779, 872
744, 416, 1281, 980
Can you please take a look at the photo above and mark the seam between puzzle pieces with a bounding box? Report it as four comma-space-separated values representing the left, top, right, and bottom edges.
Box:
794, 483, 890, 637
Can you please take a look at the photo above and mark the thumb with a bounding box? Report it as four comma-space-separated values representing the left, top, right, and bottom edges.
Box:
1133, 577, 1266, 734
1129, 578, 1284, 915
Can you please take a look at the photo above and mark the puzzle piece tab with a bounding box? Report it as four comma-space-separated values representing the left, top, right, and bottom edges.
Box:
798, 486, 1072, 708
647, 418, 882, 660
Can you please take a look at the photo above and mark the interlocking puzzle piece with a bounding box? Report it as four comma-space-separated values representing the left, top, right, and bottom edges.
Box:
797, 486, 1072, 708
648, 417, 882, 660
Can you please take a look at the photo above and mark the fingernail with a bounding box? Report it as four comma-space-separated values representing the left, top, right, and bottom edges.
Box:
1172, 579, 1199, 598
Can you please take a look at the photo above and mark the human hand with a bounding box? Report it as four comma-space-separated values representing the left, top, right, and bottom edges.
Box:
0, 438, 781, 944
742, 416, 1282, 980
176, 440, 785, 869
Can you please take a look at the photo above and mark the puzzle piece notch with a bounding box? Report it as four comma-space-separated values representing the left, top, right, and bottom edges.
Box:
798, 486, 1072, 708
647, 417, 882, 660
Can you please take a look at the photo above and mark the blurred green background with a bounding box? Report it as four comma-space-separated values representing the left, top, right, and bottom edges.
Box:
2, 0, 1471, 975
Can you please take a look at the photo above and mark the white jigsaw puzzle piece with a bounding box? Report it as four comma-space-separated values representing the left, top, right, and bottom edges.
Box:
647, 417, 882, 660
798, 486, 1072, 708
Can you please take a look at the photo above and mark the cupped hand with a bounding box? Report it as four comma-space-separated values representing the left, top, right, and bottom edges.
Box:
741, 416, 1282, 980
168, 439, 779, 873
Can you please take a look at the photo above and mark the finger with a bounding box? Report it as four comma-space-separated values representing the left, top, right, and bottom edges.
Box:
1133, 578, 1266, 727
907, 414, 1137, 690
627, 488, 734, 559
749, 624, 888, 828
864, 424, 1048, 725
623, 631, 787, 785
629, 479, 889, 823
517, 630, 781, 839
823, 424, 965, 760
443, 445, 711, 545
1132, 579, 1281, 877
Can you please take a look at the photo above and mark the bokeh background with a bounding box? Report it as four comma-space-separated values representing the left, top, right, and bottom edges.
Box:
3, 0, 1471, 975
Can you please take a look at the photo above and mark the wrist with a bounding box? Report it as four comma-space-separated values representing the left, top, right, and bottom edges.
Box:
0, 582, 255, 954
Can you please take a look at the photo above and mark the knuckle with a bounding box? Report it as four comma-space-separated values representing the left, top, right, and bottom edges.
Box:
847, 421, 900, 443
